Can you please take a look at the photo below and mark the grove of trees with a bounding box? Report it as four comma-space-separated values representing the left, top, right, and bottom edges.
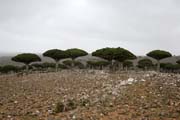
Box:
0, 47, 179, 74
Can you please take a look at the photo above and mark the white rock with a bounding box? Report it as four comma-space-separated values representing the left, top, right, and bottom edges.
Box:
127, 78, 134, 82
72, 115, 76, 119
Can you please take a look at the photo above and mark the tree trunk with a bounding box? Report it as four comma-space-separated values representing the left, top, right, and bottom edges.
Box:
110, 60, 114, 71
119, 62, 123, 71
157, 60, 160, 72
25, 64, 29, 73
72, 59, 75, 68
145, 66, 147, 71
55, 61, 58, 72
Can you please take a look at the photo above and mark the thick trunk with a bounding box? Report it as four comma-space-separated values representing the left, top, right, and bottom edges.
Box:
145, 66, 147, 71
71, 59, 75, 70
55, 61, 58, 72
111, 60, 115, 71
25, 64, 29, 73
157, 60, 160, 72
119, 62, 123, 71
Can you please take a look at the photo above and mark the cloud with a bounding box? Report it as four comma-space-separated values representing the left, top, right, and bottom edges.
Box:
0, 0, 180, 55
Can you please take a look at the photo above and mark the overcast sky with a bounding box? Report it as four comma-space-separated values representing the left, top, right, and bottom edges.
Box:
0, 0, 180, 55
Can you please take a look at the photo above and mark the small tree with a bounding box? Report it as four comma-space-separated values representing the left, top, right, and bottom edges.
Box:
12, 53, 41, 72
87, 61, 110, 69
65, 48, 88, 67
123, 61, 133, 70
43, 49, 68, 72
0, 65, 19, 73
176, 60, 180, 64
63, 60, 84, 69
138, 59, 153, 71
147, 50, 172, 72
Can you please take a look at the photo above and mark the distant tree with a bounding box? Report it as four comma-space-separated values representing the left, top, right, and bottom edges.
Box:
0, 65, 19, 73
114, 47, 136, 69
43, 49, 68, 71
123, 61, 133, 70
92, 48, 115, 61
12, 53, 41, 71
58, 64, 68, 69
138, 59, 154, 71
65, 48, 88, 67
87, 61, 110, 69
160, 63, 180, 72
147, 50, 172, 72
63, 60, 85, 69
63, 60, 73, 67
42, 62, 56, 68
92, 47, 136, 70
176, 60, 180, 64
31, 63, 43, 69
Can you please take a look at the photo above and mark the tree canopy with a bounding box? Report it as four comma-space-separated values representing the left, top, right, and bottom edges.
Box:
43, 49, 68, 62
147, 50, 172, 60
176, 60, 180, 64
65, 48, 88, 59
92, 47, 136, 62
123, 61, 133, 68
12, 53, 41, 65
138, 59, 153, 69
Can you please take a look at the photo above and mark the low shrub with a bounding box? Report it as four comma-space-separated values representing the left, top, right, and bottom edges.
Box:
0, 65, 19, 73
87, 61, 110, 69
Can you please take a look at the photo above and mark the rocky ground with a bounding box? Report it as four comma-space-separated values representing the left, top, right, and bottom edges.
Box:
0, 70, 180, 120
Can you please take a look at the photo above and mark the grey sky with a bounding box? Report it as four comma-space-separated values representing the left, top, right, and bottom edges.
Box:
0, 0, 180, 55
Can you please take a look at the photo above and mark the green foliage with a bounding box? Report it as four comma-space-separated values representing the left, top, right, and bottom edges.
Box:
74, 61, 85, 69
87, 61, 110, 68
176, 60, 180, 64
87, 61, 110, 69
43, 49, 68, 62
55, 102, 65, 113
31, 62, 67, 69
147, 50, 172, 60
58, 64, 68, 69
12, 53, 41, 65
66, 99, 77, 110
55, 99, 77, 113
20, 65, 33, 70
138, 59, 154, 69
92, 47, 136, 62
160, 63, 180, 71
0, 65, 19, 73
42, 62, 56, 68
62, 60, 85, 69
114, 47, 136, 62
65, 48, 88, 59
31, 63, 43, 68
123, 61, 133, 68
63, 60, 73, 66
92, 47, 115, 61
